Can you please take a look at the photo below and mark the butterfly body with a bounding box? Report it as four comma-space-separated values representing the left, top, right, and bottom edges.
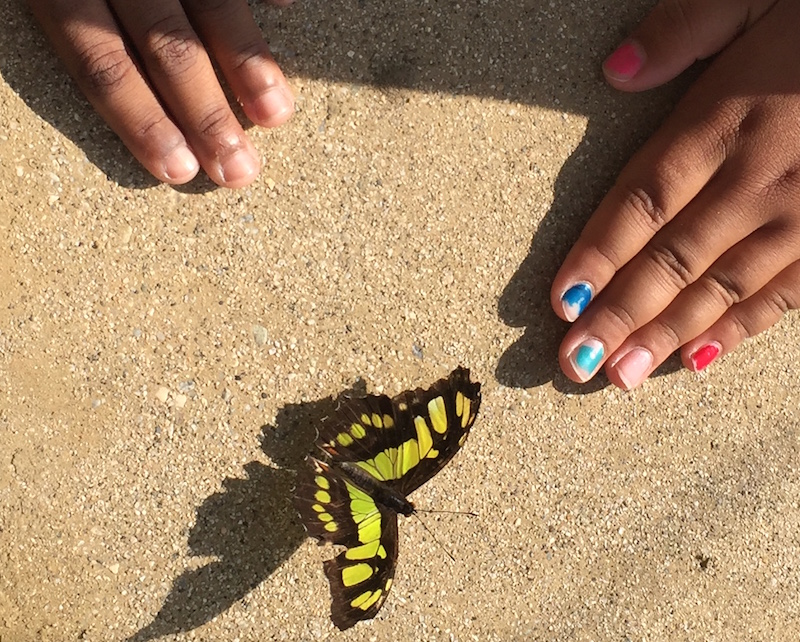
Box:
294, 366, 481, 630
334, 460, 416, 516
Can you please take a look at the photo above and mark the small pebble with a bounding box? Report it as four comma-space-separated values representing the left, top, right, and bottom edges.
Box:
253, 325, 269, 346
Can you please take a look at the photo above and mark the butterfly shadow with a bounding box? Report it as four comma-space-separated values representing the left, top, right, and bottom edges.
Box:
128, 379, 367, 641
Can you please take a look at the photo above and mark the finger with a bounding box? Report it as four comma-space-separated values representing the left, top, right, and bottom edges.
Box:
681, 259, 800, 372
186, 0, 294, 128
28, 0, 200, 184
603, 0, 775, 91
109, 0, 260, 187
606, 225, 800, 389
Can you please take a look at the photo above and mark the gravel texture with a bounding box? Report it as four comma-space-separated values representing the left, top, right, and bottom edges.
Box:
2, 1, 799, 641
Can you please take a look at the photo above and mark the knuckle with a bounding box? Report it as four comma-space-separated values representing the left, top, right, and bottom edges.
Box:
765, 288, 796, 316
659, 0, 696, 41
195, 104, 237, 139
129, 113, 172, 147
186, 0, 229, 13
654, 320, 682, 349
757, 162, 800, 202
699, 272, 746, 309
697, 98, 753, 160
602, 301, 639, 336
730, 314, 752, 343
644, 242, 696, 290
229, 40, 273, 73
75, 41, 135, 94
144, 19, 201, 76
618, 184, 670, 233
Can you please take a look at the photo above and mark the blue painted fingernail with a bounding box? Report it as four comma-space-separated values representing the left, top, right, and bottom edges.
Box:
561, 282, 593, 322
569, 338, 605, 381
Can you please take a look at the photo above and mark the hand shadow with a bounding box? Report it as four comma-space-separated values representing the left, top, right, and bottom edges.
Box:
495, 105, 689, 392
128, 378, 366, 641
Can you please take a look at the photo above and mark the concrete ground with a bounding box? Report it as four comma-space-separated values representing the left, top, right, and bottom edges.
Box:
1, 1, 799, 640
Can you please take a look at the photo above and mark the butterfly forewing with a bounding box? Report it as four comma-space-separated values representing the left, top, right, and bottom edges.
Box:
318, 367, 481, 495
390, 367, 481, 496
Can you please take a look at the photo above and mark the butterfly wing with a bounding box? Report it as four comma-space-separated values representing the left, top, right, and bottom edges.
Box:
294, 457, 398, 630
317, 367, 482, 496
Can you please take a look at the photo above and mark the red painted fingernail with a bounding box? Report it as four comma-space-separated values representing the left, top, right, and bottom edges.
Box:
690, 342, 722, 371
603, 41, 645, 82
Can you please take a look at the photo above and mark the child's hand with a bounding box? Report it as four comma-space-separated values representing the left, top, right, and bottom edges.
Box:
28, 0, 297, 187
552, 0, 800, 389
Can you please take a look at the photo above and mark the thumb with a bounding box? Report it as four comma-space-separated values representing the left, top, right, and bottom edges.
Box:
603, 0, 775, 92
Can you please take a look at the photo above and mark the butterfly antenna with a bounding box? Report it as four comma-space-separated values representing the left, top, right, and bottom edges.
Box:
415, 508, 478, 517
412, 513, 464, 562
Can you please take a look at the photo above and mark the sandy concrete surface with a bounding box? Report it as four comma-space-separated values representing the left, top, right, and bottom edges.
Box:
2, 1, 799, 640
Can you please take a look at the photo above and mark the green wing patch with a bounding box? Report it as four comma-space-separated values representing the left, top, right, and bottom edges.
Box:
294, 366, 481, 630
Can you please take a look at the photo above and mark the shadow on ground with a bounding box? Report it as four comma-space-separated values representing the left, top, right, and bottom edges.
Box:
129, 379, 366, 641
0, 1, 691, 390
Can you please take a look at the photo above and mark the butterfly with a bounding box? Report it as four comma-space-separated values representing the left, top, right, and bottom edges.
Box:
293, 366, 481, 630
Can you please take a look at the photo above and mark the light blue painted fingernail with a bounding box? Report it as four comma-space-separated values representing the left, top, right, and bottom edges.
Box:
570, 338, 605, 381
561, 282, 593, 322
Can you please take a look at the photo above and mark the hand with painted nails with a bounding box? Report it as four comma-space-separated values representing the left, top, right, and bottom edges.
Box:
27, 0, 297, 188
552, 0, 800, 390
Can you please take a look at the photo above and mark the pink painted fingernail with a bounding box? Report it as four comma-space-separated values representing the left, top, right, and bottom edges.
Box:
603, 41, 645, 82
690, 342, 722, 371
615, 347, 653, 390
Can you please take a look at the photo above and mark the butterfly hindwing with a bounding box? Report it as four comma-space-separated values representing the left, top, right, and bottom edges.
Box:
294, 457, 399, 629
294, 367, 481, 630
323, 500, 398, 630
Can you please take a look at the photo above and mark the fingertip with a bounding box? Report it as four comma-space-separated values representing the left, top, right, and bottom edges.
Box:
162, 144, 201, 184
247, 85, 295, 127
217, 148, 261, 188
684, 341, 723, 372
607, 346, 654, 391
565, 337, 606, 383
558, 281, 595, 323
602, 40, 646, 85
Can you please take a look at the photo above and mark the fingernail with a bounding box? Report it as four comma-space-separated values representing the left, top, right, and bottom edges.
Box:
252, 86, 295, 124
220, 149, 259, 185
561, 282, 593, 322
569, 338, 605, 382
163, 144, 199, 181
614, 347, 653, 390
690, 341, 722, 371
603, 40, 645, 82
